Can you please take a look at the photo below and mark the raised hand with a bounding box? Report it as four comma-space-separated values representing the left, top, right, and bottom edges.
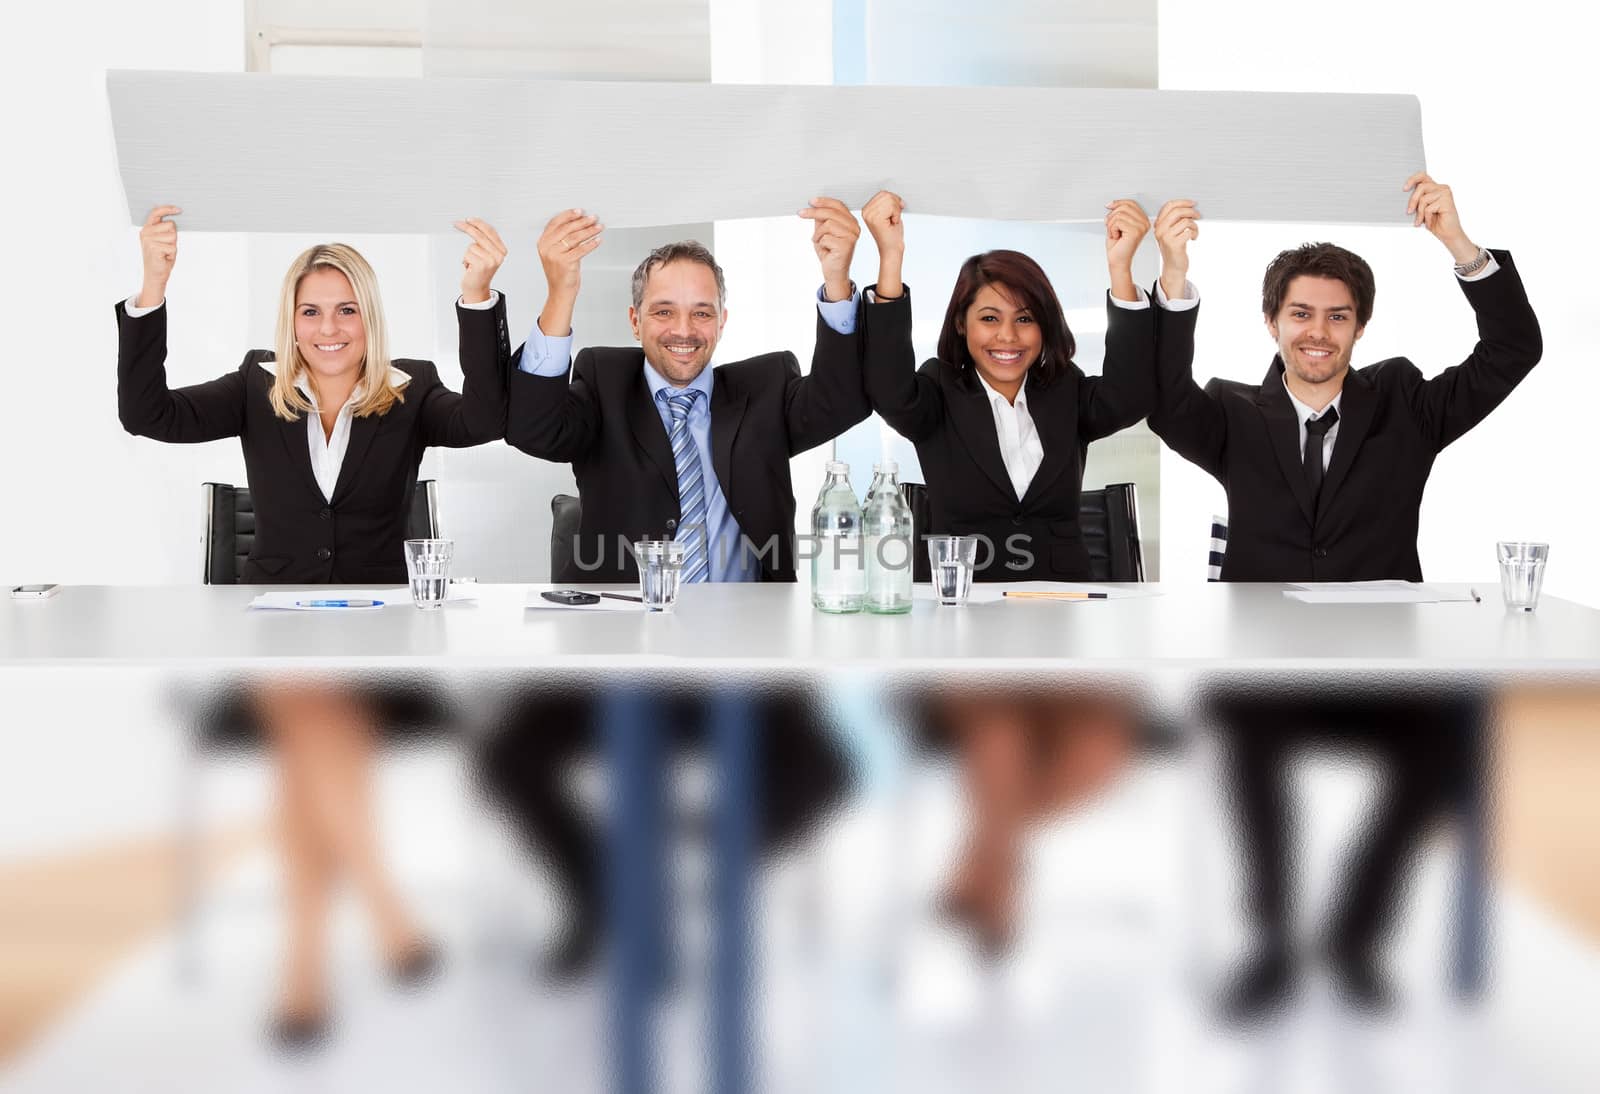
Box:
1104, 199, 1151, 302
536, 208, 603, 336
1403, 173, 1479, 265
861, 190, 906, 300
797, 197, 861, 303
1152, 199, 1199, 302
137, 205, 181, 309
455, 218, 508, 305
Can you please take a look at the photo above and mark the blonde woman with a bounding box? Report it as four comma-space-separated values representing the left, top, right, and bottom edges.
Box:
116, 206, 510, 1047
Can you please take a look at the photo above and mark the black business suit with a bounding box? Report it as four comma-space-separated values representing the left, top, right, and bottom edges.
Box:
505, 311, 871, 582
1149, 251, 1541, 582
116, 295, 511, 584
859, 286, 1155, 580
1149, 253, 1541, 976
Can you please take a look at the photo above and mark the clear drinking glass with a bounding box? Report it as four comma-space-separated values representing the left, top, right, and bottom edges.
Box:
928, 535, 979, 606
634, 540, 687, 612
1496, 541, 1549, 612
403, 538, 453, 610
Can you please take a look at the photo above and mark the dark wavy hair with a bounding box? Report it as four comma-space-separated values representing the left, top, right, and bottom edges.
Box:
937, 250, 1076, 386
1261, 242, 1376, 328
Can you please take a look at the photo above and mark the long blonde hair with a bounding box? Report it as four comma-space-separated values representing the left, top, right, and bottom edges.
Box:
269, 243, 402, 421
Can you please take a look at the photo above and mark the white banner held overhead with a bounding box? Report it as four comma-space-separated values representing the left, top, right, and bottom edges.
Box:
107, 71, 1425, 233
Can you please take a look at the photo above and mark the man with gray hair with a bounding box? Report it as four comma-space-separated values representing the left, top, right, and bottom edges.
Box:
490, 203, 869, 980
507, 201, 872, 582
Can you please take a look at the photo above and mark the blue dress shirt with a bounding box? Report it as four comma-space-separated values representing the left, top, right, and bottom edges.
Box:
520, 286, 859, 582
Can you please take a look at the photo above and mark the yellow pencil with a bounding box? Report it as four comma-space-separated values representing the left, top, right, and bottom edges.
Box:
1001, 590, 1109, 600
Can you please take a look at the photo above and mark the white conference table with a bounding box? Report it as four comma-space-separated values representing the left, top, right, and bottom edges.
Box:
6, 580, 1595, 1094
4, 580, 1597, 675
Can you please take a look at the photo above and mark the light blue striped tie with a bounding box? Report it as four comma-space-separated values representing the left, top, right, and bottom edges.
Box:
661, 389, 710, 583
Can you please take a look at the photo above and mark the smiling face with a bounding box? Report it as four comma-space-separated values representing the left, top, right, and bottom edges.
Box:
628, 259, 728, 387
961, 282, 1040, 403
292, 266, 367, 387
1267, 274, 1364, 400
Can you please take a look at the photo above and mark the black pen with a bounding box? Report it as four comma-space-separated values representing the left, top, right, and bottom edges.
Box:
600, 592, 644, 603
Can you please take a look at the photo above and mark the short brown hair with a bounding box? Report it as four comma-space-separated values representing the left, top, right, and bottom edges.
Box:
937, 250, 1076, 386
630, 240, 727, 313
1261, 242, 1376, 328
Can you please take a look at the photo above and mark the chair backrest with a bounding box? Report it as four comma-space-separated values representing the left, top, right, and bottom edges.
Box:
898, 480, 1145, 583
201, 479, 438, 584
1080, 482, 1145, 582
550, 493, 582, 584
1207, 514, 1229, 582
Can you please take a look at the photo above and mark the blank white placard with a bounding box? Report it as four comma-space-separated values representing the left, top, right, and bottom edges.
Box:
108, 71, 1425, 232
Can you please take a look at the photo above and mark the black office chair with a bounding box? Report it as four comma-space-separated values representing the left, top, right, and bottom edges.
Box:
898, 481, 1146, 583
550, 493, 581, 584
201, 479, 438, 583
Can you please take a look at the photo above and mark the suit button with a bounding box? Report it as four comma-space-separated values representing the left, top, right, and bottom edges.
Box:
319, 507, 332, 520
315, 547, 332, 561
1011, 517, 1024, 527
1314, 547, 1328, 559
665, 519, 677, 532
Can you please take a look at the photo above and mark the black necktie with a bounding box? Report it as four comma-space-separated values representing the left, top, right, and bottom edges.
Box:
1303, 406, 1339, 503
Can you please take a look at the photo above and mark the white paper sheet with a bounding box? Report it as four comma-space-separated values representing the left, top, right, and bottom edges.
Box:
1283, 582, 1479, 604
108, 72, 1425, 232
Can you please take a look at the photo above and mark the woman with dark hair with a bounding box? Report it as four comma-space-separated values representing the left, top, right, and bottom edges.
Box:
858, 191, 1157, 955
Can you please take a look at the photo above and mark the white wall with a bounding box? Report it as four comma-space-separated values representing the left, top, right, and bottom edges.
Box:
1156, 0, 1596, 603
0, 2, 247, 585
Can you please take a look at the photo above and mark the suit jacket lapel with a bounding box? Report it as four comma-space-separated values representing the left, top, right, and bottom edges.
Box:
709, 370, 747, 500
329, 411, 381, 504
1255, 359, 1315, 526
947, 369, 1018, 502
1018, 375, 1074, 507
626, 368, 679, 499
276, 403, 324, 500
1318, 366, 1374, 510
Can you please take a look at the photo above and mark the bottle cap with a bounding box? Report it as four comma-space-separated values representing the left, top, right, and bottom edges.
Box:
873, 461, 898, 475
826, 460, 849, 474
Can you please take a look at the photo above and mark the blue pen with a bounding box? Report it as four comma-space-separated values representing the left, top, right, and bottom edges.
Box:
295, 599, 384, 608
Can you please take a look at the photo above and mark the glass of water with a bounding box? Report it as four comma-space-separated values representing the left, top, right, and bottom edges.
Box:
1496, 541, 1549, 612
928, 535, 979, 606
633, 540, 687, 612
403, 538, 454, 610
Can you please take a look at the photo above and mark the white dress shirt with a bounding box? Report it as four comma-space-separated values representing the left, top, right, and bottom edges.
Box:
973, 370, 1045, 501
1282, 380, 1344, 472
259, 359, 413, 501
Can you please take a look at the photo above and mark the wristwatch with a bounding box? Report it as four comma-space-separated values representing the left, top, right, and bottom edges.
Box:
1454, 247, 1491, 277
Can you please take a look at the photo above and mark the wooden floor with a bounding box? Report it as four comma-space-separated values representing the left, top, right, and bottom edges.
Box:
0, 824, 261, 1065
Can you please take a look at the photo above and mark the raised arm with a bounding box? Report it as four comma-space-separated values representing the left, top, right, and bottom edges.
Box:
1144, 199, 1228, 477
506, 209, 606, 462
1400, 174, 1543, 449
783, 196, 872, 454
857, 190, 943, 442
1079, 199, 1156, 440
116, 206, 248, 442
419, 218, 512, 447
